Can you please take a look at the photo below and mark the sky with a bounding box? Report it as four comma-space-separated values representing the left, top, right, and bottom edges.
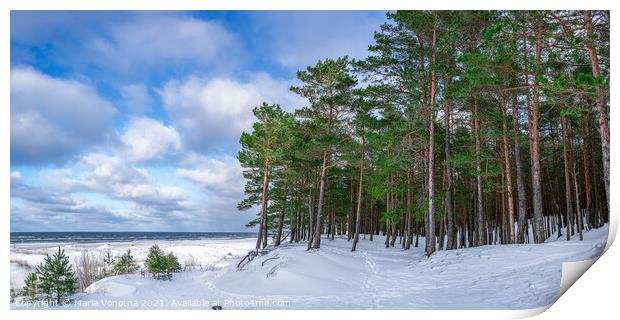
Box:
10, 10, 387, 232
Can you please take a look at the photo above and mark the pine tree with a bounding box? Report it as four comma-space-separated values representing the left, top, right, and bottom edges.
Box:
237, 103, 296, 250
36, 247, 77, 304
164, 252, 182, 279
103, 251, 114, 276
145, 245, 181, 280
22, 272, 39, 302
291, 57, 356, 249
234, 10, 609, 255
114, 249, 138, 275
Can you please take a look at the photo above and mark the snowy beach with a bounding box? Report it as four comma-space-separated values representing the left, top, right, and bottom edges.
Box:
11, 225, 608, 310
10, 236, 256, 292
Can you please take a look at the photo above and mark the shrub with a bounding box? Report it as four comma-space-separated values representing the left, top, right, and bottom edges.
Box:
145, 245, 181, 280
74, 250, 106, 291
183, 254, 200, 270
114, 249, 138, 275
36, 247, 77, 304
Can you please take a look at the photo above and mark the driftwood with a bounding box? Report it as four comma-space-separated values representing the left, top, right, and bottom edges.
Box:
236, 250, 258, 271
237, 244, 280, 271
261, 255, 280, 267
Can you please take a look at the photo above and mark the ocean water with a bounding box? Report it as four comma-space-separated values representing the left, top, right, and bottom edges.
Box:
10, 232, 256, 244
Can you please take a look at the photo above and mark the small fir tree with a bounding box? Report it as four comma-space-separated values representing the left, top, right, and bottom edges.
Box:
22, 272, 39, 302
36, 247, 77, 304
145, 245, 181, 280
163, 252, 181, 279
113, 249, 138, 275
103, 251, 114, 276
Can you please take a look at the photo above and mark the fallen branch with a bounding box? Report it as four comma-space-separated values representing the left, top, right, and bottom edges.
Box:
236, 250, 258, 271
261, 255, 280, 267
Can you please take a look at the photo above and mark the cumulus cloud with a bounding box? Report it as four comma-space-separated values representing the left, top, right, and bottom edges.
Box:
12, 153, 200, 230
120, 117, 182, 162
159, 73, 305, 152
11, 171, 128, 231
10, 67, 117, 164
11, 12, 244, 85
177, 155, 244, 196
71, 153, 189, 210
84, 14, 239, 74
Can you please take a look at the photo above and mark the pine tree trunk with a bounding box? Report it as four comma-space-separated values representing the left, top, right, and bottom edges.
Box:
256, 161, 270, 250
275, 211, 285, 246
561, 112, 573, 240
569, 125, 584, 240
512, 99, 528, 244
581, 116, 593, 229
445, 78, 456, 250
275, 176, 288, 247
500, 99, 515, 243
405, 164, 413, 250
425, 23, 437, 256
473, 99, 485, 246
530, 20, 546, 244
348, 175, 354, 241
352, 135, 365, 252
312, 150, 329, 249
584, 11, 610, 212
307, 187, 314, 250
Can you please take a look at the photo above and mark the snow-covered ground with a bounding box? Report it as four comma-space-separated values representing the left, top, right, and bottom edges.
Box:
11, 225, 608, 310
10, 237, 256, 291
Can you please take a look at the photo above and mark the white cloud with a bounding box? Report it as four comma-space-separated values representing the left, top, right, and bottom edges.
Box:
159, 73, 305, 152
10, 171, 23, 182
10, 67, 117, 164
120, 84, 153, 114
39, 153, 188, 207
85, 14, 238, 73
177, 155, 244, 196
251, 11, 385, 70
120, 117, 182, 162
75, 153, 187, 204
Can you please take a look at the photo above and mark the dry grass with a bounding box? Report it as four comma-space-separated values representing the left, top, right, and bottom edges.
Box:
74, 250, 107, 291
10, 259, 33, 270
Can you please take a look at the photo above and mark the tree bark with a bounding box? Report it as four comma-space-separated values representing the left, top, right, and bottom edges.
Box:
312, 150, 329, 249
512, 98, 528, 244
256, 161, 270, 250
275, 175, 288, 247
473, 99, 486, 246
584, 11, 610, 213
348, 175, 354, 241
560, 112, 573, 240
352, 135, 365, 251
425, 23, 437, 256
569, 124, 584, 240
445, 77, 456, 250
306, 187, 314, 250
530, 19, 546, 244
581, 116, 593, 229
500, 99, 515, 243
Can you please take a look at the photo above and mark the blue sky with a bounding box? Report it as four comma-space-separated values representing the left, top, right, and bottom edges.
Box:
10, 10, 387, 232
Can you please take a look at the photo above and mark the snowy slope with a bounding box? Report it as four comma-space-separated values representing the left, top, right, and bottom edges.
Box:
12, 225, 608, 310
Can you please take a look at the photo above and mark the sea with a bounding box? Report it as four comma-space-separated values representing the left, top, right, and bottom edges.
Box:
10, 232, 257, 244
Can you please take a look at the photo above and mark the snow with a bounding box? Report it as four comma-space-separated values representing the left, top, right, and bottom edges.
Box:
10, 237, 256, 290
11, 225, 608, 310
